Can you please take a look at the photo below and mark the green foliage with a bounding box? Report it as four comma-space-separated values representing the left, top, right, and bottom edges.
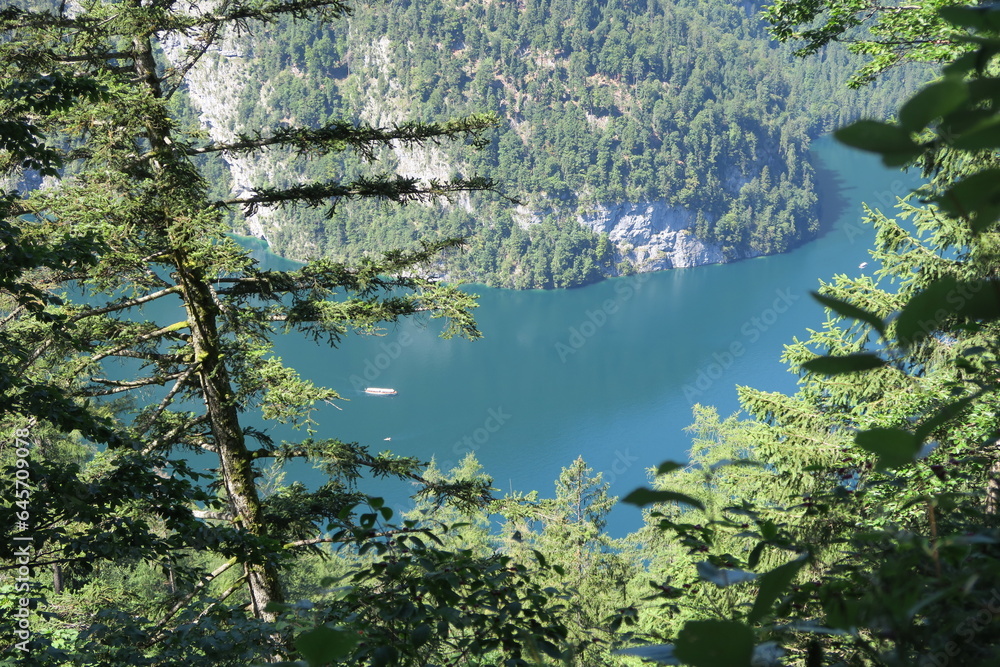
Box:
328, 534, 574, 665
0, 1, 574, 664
763, 0, 963, 85
622, 488, 705, 511
294, 625, 359, 666
12, 1, 1000, 666
620, 5, 1000, 665
209, 0, 917, 287
489, 457, 642, 665
674, 619, 755, 667
0, 73, 105, 176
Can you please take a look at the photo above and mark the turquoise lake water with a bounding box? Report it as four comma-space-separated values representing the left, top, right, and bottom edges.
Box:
242, 134, 921, 536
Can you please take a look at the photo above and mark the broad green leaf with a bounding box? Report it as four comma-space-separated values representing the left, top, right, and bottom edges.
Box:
855, 428, 921, 470
748, 556, 808, 624
623, 488, 705, 510
939, 6, 1000, 32
944, 51, 981, 77
895, 277, 961, 344
915, 392, 983, 443
934, 168, 1000, 213
834, 120, 921, 165
371, 645, 398, 667
934, 169, 1000, 233
674, 619, 754, 667
939, 6, 985, 30
896, 276, 1000, 345
811, 291, 886, 336
955, 280, 1000, 320
747, 541, 767, 569
801, 353, 886, 375
535, 638, 564, 660
697, 561, 758, 587
953, 115, 1000, 150
882, 150, 925, 168
966, 78, 1000, 105
411, 623, 432, 647
295, 626, 359, 666
899, 77, 967, 133
657, 460, 685, 475
940, 107, 996, 136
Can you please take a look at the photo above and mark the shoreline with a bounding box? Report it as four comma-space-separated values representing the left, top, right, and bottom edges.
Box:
229, 137, 866, 291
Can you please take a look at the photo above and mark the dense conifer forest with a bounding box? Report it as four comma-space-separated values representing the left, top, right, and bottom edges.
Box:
4, 0, 1000, 666
196, 0, 919, 288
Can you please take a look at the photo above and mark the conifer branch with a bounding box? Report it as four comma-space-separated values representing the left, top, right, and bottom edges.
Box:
187, 116, 498, 159
90, 320, 190, 363
146, 557, 240, 644
68, 285, 183, 322
221, 174, 499, 217
136, 365, 200, 438
142, 413, 210, 455
85, 371, 186, 396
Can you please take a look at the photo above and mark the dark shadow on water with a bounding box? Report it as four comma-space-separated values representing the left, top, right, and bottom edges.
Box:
812, 148, 853, 237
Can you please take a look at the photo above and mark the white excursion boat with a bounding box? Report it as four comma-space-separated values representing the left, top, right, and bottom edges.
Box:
364, 387, 398, 396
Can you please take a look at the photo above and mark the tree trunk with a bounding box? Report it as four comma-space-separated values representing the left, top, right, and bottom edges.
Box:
167, 559, 176, 596
52, 563, 63, 595
132, 26, 285, 623
174, 250, 286, 622
987, 458, 1000, 515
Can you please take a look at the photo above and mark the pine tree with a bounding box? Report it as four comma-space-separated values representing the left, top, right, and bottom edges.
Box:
496, 457, 638, 663
0, 0, 533, 662
621, 6, 1000, 664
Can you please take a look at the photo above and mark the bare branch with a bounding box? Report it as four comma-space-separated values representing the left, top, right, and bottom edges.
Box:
162, 22, 222, 100
192, 509, 234, 520
84, 371, 185, 396
90, 320, 190, 363
142, 413, 210, 455
136, 365, 199, 438
146, 557, 239, 643
107, 349, 187, 363
283, 526, 429, 549
0, 303, 27, 328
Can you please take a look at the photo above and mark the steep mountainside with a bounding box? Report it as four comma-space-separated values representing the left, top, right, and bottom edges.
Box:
168, 0, 919, 288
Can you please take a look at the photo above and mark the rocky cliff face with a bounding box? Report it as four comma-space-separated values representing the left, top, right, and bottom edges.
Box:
160, 24, 283, 242
158, 1, 800, 283
158, 6, 755, 275
580, 203, 730, 271
516, 202, 758, 273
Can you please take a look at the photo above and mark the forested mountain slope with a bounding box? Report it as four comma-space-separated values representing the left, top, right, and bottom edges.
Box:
173, 0, 918, 287
9, 0, 1000, 663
